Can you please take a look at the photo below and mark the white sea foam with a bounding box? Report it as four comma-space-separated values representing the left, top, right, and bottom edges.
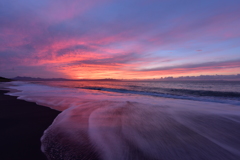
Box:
4, 81, 240, 160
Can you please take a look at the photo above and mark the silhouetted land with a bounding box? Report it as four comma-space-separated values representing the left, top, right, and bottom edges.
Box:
0, 77, 12, 82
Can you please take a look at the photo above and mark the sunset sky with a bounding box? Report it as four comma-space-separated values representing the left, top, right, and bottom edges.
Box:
1, 0, 240, 79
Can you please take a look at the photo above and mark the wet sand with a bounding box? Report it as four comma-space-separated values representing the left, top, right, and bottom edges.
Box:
0, 90, 60, 160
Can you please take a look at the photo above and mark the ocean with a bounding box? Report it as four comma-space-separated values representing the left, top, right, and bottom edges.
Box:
4, 80, 240, 160
39, 80, 240, 105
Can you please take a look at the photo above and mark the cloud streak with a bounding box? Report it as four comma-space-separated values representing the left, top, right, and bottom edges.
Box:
139, 59, 240, 72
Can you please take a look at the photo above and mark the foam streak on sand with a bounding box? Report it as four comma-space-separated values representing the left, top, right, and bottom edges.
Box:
5, 81, 240, 160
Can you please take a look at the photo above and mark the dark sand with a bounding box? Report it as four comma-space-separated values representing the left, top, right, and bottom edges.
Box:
0, 90, 60, 160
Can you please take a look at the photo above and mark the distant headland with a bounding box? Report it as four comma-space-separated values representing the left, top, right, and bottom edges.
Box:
0, 77, 12, 82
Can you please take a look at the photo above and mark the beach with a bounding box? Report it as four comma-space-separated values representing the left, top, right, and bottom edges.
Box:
1, 80, 240, 160
0, 89, 60, 160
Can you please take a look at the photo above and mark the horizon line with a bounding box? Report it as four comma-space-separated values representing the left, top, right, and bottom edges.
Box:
9, 74, 240, 81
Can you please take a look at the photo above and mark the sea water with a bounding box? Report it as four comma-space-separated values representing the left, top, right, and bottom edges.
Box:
4, 80, 240, 160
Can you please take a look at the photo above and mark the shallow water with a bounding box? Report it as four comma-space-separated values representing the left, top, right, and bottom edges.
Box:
4, 81, 240, 160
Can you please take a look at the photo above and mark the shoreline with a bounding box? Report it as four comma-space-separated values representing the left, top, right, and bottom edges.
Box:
0, 89, 60, 160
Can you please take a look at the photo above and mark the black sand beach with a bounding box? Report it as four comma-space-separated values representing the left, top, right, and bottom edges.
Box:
0, 90, 60, 160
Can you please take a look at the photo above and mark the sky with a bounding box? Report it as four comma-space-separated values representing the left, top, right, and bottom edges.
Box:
0, 0, 240, 79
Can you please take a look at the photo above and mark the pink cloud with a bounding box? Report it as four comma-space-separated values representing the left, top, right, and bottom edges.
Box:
1, 0, 240, 79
